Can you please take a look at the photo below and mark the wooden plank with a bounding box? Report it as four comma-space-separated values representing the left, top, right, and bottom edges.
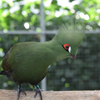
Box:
0, 89, 100, 100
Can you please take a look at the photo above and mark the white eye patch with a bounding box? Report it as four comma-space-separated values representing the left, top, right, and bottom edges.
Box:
68, 47, 71, 53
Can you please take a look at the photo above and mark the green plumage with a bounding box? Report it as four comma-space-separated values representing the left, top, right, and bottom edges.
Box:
0, 23, 85, 100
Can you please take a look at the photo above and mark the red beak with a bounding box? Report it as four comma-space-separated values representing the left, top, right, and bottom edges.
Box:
70, 54, 76, 59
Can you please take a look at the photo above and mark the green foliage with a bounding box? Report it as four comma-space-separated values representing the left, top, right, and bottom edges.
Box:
0, 0, 100, 30
74, 0, 100, 29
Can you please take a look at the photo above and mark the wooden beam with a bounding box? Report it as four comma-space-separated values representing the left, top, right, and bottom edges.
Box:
0, 89, 100, 100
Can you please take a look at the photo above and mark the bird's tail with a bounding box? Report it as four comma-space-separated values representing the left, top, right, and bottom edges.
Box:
0, 70, 10, 77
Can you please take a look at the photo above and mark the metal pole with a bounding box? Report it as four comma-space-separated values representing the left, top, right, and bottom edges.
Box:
40, 0, 46, 91
0, 30, 100, 34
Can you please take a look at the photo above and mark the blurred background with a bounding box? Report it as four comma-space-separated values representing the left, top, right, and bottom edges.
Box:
0, 0, 100, 91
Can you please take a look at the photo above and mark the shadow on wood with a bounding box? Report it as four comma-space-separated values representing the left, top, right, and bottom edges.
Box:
0, 89, 100, 100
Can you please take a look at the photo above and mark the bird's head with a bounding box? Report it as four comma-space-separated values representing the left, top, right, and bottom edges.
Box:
54, 23, 85, 59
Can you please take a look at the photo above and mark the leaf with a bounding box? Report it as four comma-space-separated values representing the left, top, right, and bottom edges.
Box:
69, 0, 74, 2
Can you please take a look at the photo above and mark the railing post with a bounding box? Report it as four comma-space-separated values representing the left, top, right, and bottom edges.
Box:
40, 0, 46, 91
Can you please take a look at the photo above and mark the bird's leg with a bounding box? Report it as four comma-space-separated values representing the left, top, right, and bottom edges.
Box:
17, 84, 26, 100
34, 85, 43, 100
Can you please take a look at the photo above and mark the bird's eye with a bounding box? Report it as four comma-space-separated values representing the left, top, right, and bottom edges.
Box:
65, 46, 69, 48
62, 44, 71, 53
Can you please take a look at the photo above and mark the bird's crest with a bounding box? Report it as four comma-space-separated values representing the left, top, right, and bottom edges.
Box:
55, 22, 85, 47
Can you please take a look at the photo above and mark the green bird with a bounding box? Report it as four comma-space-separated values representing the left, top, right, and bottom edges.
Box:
0, 23, 85, 100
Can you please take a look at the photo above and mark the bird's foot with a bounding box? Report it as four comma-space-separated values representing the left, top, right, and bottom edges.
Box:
17, 84, 26, 100
34, 85, 43, 100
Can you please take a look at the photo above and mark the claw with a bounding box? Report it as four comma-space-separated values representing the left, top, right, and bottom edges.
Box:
34, 85, 43, 100
17, 84, 26, 100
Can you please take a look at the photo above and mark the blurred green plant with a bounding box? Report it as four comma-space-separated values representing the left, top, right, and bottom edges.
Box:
0, 0, 100, 30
